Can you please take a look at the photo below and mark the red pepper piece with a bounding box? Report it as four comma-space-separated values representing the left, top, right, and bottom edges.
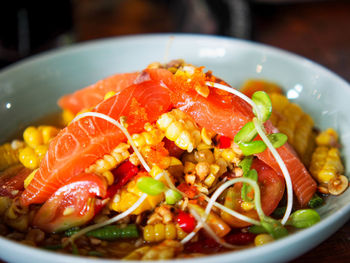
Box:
177, 182, 198, 199
225, 232, 256, 245
176, 211, 196, 233
107, 161, 139, 198
219, 136, 232, 149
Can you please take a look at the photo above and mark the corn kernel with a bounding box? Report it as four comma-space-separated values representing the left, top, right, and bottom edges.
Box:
39, 126, 59, 144
102, 171, 114, 185
169, 157, 182, 166
201, 128, 214, 145
62, 109, 75, 126
23, 127, 43, 148
34, 145, 48, 160
221, 148, 237, 163
204, 173, 216, 187
19, 147, 39, 169
154, 223, 165, 242
165, 223, 177, 240
144, 225, 155, 242
175, 130, 192, 151
254, 234, 274, 246
157, 114, 176, 130
166, 122, 183, 141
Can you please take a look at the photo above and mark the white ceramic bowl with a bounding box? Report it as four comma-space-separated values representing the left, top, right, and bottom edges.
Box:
0, 34, 349, 263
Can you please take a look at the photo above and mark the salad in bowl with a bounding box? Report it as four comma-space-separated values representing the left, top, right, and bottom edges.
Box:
0, 34, 349, 263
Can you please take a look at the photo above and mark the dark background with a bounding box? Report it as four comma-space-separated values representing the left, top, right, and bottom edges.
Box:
0, 0, 349, 262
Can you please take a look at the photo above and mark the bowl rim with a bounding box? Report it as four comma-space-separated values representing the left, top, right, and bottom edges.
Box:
0, 33, 349, 263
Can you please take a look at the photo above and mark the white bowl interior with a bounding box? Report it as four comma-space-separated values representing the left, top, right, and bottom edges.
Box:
0, 34, 349, 263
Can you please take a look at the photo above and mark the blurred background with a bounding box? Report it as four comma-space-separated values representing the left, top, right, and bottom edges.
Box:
0, 0, 349, 82
0, 0, 349, 262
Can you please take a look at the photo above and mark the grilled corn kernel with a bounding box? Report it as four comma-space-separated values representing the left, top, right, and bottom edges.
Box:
0, 143, 20, 170
104, 91, 116, 100
23, 127, 43, 148
254, 234, 274, 246
310, 146, 344, 184
269, 92, 316, 165
143, 223, 185, 242
157, 109, 201, 152
11, 140, 25, 150
102, 171, 114, 185
200, 128, 212, 145
166, 122, 184, 141
175, 130, 193, 151
19, 147, 39, 169
316, 128, 338, 146
34, 145, 48, 161
87, 143, 130, 174
157, 113, 176, 131
38, 126, 59, 144
221, 148, 237, 163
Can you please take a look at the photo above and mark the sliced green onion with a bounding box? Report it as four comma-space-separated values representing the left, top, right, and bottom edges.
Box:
252, 91, 272, 122
239, 141, 267, 156
308, 194, 324, 209
241, 169, 258, 202
165, 189, 183, 204
286, 209, 320, 228
234, 122, 257, 144
65, 227, 80, 237
248, 225, 267, 234
137, 176, 165, 196
261, 217, 288, 239
238, 156, 253, 175
268, 133, 288, 148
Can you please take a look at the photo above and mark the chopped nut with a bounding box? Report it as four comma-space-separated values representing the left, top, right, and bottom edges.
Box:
328, 175, 348, 195
195, 162, 210, 180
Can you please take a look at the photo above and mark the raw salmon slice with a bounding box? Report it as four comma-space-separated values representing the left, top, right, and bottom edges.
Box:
21, 80, 171, 206
58, 72, 139, 114
145, 67, 316, 205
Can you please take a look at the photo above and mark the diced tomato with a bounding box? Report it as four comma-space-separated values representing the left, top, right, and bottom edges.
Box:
177, 182, 198, 199
107, 161, 139, 198
176, 211, 196, 233
33, 173, 107, 233
221, 159, 285, 228
163, 137, 184, 158
0, 166, 32, 197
